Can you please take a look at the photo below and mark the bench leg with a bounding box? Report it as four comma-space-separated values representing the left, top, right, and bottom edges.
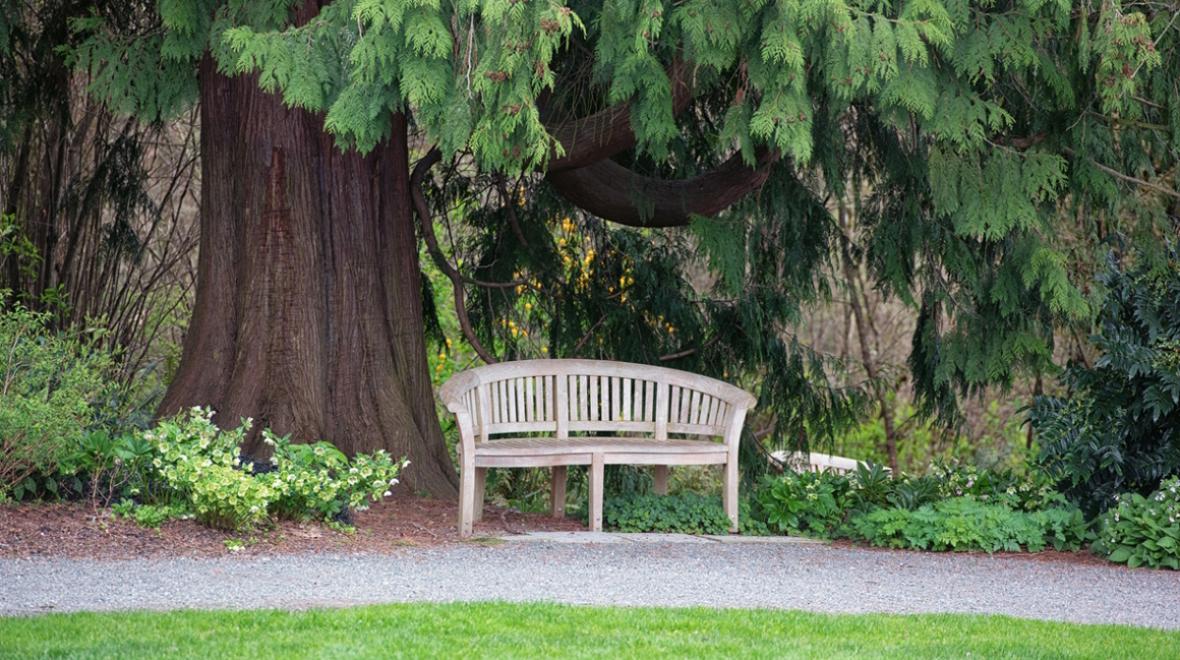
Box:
458, 456, 476, 537
652, 465, 669, 495
550, 465, 567, 518
473, 468, 487, 523
723, 459, 739, 533
589, 454, 604, 532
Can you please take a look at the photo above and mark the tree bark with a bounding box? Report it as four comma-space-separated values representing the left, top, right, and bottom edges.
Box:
159, 54, 457, 497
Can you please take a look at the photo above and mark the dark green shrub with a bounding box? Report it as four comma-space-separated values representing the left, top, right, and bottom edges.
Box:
1033, 251, 1180, 516
1092, 476, 1180, 569
847, 462, 893, 510
887, 474, 941, 510
849, 498, 1087, 553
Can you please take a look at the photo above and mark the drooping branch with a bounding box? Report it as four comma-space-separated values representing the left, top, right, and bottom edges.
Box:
411, 148, 498, 364
546, 149, 779, 228
545, 59, 691, 173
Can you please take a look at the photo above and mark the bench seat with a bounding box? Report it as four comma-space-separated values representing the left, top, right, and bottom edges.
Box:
439, 359, 755, 536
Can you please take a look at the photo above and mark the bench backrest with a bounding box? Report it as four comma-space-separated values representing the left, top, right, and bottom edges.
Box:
439, 359, 756, 441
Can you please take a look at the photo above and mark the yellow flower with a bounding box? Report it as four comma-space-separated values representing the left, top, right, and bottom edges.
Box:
524, 302, 533, 311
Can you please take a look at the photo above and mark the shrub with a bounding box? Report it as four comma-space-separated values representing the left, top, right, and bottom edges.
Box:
886, 474, 941, 510
754, 471, 851, 538
146, 411, 274, 530
259, 430, 406, 523
928, 463, 1068, 511
849, 498, 1087, 553
601, 493, 767, 536
0, 295, 115, 497
142, 408, 407, 531
1092, 476, 1180, 569
1033, 250, 1180, 516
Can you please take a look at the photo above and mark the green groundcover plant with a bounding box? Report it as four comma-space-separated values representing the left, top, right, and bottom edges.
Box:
601, 493, 767, 536
1092, 476, 1180, 570
849, 498, 1087, 553
596, 461, 1089, 555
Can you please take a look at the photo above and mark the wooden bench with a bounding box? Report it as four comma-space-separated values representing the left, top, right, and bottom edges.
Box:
439, 359, 756, 536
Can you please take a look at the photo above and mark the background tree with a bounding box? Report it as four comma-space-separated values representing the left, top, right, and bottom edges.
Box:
0, 1, 198, 413
64, 0, 1177, 494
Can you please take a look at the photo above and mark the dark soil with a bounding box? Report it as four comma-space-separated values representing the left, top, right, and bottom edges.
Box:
0, 495, 584, 559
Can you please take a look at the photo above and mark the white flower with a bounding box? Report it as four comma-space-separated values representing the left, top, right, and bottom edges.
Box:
383, 491, 392, 497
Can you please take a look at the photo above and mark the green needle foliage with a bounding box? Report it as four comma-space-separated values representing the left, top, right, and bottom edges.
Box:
61, 1, 1180, 456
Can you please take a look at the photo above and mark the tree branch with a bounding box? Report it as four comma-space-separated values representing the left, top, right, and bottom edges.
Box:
545, 58, 692, 172
411, 149, 498, 364
546, 149, 779, 228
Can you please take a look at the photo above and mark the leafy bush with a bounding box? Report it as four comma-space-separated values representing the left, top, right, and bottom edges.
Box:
886, 474, 942, 511
1033, 250, 1180, 516
754, 471, 851, 538
0, 295, 115, 497
146, 411, 274, 530
601, 493, 766, 536
143, 408, 406, 531
259, 430, 406, 522
849, 498, 1087, 553
1092, 476, 1180, 569
927, 463, 1068, 511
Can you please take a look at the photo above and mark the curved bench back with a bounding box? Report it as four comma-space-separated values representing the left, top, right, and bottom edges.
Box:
439, 359, 756, 441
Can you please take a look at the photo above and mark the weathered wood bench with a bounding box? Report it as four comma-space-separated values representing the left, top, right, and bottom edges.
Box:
439, 359, 756, 536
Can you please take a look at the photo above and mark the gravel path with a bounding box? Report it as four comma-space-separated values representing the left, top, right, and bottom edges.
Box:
3, 541, 1178, 629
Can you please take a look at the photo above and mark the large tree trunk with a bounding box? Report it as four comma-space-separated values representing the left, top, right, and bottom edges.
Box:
159, 54, 457, 497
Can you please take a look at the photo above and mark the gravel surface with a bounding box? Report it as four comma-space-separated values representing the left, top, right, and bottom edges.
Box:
2, 542, 1178, 629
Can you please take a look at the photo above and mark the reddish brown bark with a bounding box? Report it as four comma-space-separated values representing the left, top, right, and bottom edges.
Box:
160, 54, 457, 496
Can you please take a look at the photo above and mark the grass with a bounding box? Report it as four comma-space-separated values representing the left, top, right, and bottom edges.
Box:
1, 602, 1176, 659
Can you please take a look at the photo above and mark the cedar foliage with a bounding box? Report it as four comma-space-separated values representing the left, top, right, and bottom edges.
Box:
61, 1, 1180, 452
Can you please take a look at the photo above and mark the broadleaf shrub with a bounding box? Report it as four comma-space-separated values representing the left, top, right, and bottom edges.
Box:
0, 294, 115, 497
1033, 250, 1180, 515
1092, 476, 1180, 570
259, 430, 406, 523
143, 407, 406, 531
754, 471, 850, 538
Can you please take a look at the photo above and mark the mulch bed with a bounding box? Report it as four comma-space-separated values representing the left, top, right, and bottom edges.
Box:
2, 499, 1114, 568
0, 495, 585, 559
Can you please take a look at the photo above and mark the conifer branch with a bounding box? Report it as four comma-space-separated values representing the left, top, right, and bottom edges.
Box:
546, 149, 779, 228
544, 58, 692, 172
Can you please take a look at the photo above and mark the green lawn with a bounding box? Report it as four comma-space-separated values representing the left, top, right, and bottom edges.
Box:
1, 602, 1175, 659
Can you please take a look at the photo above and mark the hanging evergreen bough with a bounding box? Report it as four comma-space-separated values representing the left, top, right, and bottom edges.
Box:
60, 1, 1180, 493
